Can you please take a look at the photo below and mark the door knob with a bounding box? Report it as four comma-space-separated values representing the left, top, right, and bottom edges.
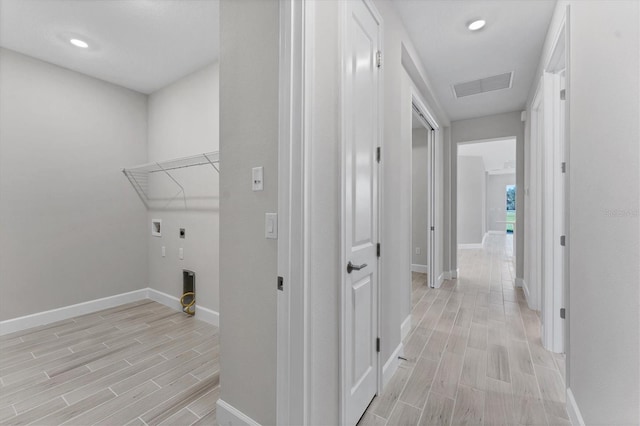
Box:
347, 261, 368, 274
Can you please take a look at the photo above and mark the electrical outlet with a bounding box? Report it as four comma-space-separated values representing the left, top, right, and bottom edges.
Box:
179, 228, 185, 239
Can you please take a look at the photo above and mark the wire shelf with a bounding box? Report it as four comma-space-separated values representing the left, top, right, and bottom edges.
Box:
123, 151, 219, 209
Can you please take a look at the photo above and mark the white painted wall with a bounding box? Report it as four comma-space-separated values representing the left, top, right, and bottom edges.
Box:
486, 173, 515, 232
528, 1, 639, 423
146, 62, 220, 314
450, 112, 525, 277
0, 48, 148, 321
218, 1, 278, 424
457, 156, 485, 245
412, 128, 428, 266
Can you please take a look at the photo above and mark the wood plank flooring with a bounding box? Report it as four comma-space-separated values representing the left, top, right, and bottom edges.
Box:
0, 300, 219, 425
360, 234, 568, 426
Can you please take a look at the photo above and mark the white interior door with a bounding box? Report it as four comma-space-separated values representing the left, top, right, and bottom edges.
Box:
343, 1, 380, 424
541, 71, 566, 353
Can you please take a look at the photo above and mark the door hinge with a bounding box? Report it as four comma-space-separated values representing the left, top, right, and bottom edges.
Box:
560, 308, 566, 319
277, 276, 284, 291
376, 337, 380, 352
560, 235, 566, 246
377, 243, 381, 257
561, 162, 566, 173
560, 89, 566, 100
376, 51, 382, 68
376, 147, 381, 163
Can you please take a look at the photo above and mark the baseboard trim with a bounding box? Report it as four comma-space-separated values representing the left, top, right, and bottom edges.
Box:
458, 243, 483, 249
0, 288, 148, 336
411, 264, 428, 273
147, 288, 219, 327
382, 341, 404, 388
401, 315, 412, 341
0, 287, 220, 336
217, 399, 261, 426
567, 388, 586, 426
451, 269, 459, 279
515, 277, 524, 288
436, 272, 445, 288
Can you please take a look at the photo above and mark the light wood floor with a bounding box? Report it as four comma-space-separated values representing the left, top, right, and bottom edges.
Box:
360, 234, 568, 426
0, 300, 219, 425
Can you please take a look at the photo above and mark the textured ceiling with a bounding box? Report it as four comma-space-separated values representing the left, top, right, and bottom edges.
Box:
392, 0, 556, 121
0, 0, 219, 94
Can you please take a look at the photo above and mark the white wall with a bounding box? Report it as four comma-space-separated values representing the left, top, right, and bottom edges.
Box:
412, 128, 428, 266
218, 0, 278, 424
486, 173, 515, 232
457, 156, 485, 245
450, 112, 525, 277
147, 62, 220, 314
0, 48, 148, 321
528, 1, 639, 423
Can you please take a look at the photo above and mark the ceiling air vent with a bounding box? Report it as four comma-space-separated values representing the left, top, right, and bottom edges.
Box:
453, 72, 513, 98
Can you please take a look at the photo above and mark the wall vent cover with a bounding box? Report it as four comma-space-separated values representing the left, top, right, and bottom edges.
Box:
453, 72, 513, 98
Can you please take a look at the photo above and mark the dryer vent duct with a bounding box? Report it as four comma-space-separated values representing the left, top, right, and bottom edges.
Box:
181, 270, 195, 316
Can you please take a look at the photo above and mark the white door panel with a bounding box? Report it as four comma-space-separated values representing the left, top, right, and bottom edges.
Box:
344, 0, 380, 425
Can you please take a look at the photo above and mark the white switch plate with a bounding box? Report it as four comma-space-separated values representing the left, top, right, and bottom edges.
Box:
415, 247, 421, 255
162, 246, 166, 257
252, 167, 264, 191
265, 213, 278, 239
179, 248, 184, 260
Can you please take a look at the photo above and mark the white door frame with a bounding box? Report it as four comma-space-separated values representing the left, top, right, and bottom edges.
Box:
528, 86, 544, 312
276, 1, 384, 424
541, 15, 568, 354
527, 13, 568, 354
276, 0, 312, 424
410, 92, 439, 289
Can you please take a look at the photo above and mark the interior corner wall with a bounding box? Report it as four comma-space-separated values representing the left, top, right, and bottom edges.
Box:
529, 1, 639, 423
146, 62, 220, 314
219, 0, 278, 424
412, 128, 428, 266
456, 156, 485, 245
0, 48, 148, 321
450, 112, 525, 277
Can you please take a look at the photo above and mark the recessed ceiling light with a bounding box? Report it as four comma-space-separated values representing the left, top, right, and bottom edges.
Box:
69, 38, 89, 48
467, 19, 486, 31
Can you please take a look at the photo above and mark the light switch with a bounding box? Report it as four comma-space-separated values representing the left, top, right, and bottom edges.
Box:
415, 247, 421, 255
179, 248, 184, 260
265, 213, 278, 239
252, 167, 264, 191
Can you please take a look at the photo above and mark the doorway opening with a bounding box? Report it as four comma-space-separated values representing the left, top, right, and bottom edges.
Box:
410, 98, 437, 291
506, 184, 516, 234
457, 137, 517, 271
411, 106, 433, 293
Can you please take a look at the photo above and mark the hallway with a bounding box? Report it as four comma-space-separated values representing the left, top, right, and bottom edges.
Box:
360, 234, 567, 426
